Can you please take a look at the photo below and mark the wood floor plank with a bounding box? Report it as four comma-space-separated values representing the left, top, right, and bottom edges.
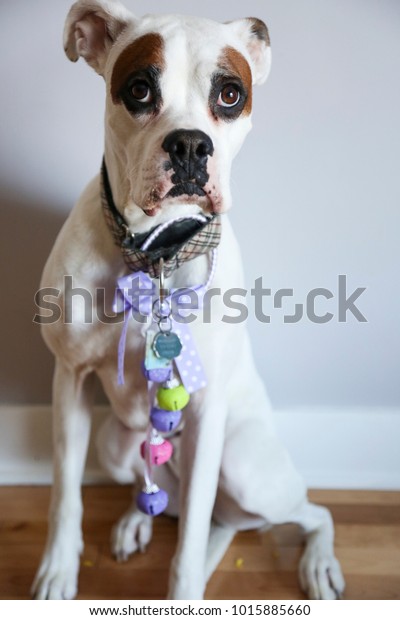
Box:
334, 524, 400, 549
335, 548, 400, 576
338, 575, 400, 600
0, 486, 399, 600
309, 490, 400, 506
206, 572, 305, 600
216, 546, 303, 573
326, 503, 400, 525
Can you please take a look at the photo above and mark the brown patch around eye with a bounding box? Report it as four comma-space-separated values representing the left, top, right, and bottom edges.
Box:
110, 33, 165, 103
218, 46, 253, 116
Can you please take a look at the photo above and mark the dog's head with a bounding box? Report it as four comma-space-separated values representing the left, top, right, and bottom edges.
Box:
64, 0, 270, 227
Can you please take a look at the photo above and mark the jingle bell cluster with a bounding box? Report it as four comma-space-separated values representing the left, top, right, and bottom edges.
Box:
137, 364, 190, 516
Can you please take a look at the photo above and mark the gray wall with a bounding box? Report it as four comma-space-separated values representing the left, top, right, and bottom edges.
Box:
1, 0, 399, 408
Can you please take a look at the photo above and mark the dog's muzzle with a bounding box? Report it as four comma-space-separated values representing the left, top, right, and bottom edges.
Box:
162, 129, 214, 198
101, 161, 221, 278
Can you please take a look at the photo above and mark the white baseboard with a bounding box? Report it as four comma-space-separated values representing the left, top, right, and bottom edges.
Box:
0, 405, 399, 489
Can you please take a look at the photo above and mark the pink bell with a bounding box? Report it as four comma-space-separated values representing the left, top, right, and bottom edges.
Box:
140, 436, 173, 466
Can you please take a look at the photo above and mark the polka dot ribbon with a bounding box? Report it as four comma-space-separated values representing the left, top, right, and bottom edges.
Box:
113, 248, 218, 393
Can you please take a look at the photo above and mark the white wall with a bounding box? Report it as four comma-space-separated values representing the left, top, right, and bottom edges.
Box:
0, 1, 399, 487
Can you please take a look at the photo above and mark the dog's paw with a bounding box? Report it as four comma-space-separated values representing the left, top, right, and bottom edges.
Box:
111, 509, 153, 562
31, 547, 80, 600
299, 542, 345, 600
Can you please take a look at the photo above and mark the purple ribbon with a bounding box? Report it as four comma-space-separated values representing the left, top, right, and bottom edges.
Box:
113, 272, 207, 393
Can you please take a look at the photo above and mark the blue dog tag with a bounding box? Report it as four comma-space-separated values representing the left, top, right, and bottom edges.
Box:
153, 331, 182, 360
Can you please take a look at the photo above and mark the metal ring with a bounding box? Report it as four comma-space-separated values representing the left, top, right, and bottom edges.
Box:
152, 298, 171, 321
158, 316, 172, 333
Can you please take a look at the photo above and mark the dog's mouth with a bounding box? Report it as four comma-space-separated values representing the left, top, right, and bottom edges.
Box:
142, 182, 210, 217
167, 182, 206, 199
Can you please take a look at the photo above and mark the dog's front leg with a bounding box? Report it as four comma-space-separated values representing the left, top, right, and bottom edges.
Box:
32, 360, 93, 600
168, 384, 228, 600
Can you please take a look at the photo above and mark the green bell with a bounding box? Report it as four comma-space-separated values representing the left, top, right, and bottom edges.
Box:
157, 383, 190, 411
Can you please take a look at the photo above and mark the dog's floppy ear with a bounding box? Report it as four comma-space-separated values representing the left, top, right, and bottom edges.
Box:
64, 0, 135, 75
228, 17, 271, 85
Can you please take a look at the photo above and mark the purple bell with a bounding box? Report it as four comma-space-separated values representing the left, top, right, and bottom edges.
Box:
137, 486, 169, 516
141, 361, 172, 383
150, 406, 182, 433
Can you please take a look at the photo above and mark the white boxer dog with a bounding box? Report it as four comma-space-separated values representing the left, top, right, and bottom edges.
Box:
32, 0, 345, 601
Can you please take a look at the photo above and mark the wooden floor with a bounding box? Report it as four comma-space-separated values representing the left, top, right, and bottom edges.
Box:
0, 486, 399, 600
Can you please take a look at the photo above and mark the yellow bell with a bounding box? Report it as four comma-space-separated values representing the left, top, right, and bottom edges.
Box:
157, 384, 190, 411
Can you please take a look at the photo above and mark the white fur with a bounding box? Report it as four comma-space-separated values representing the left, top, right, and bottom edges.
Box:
32, 1, 345, 601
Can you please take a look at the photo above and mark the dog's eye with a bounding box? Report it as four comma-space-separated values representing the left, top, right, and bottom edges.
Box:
131, 80, 153, 103
217, 85, 241, 108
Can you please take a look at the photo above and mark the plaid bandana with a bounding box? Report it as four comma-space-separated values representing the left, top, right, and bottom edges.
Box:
101, 161, 221, 278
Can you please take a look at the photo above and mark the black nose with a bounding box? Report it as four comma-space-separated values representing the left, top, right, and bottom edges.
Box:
162, 129, 214, 186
